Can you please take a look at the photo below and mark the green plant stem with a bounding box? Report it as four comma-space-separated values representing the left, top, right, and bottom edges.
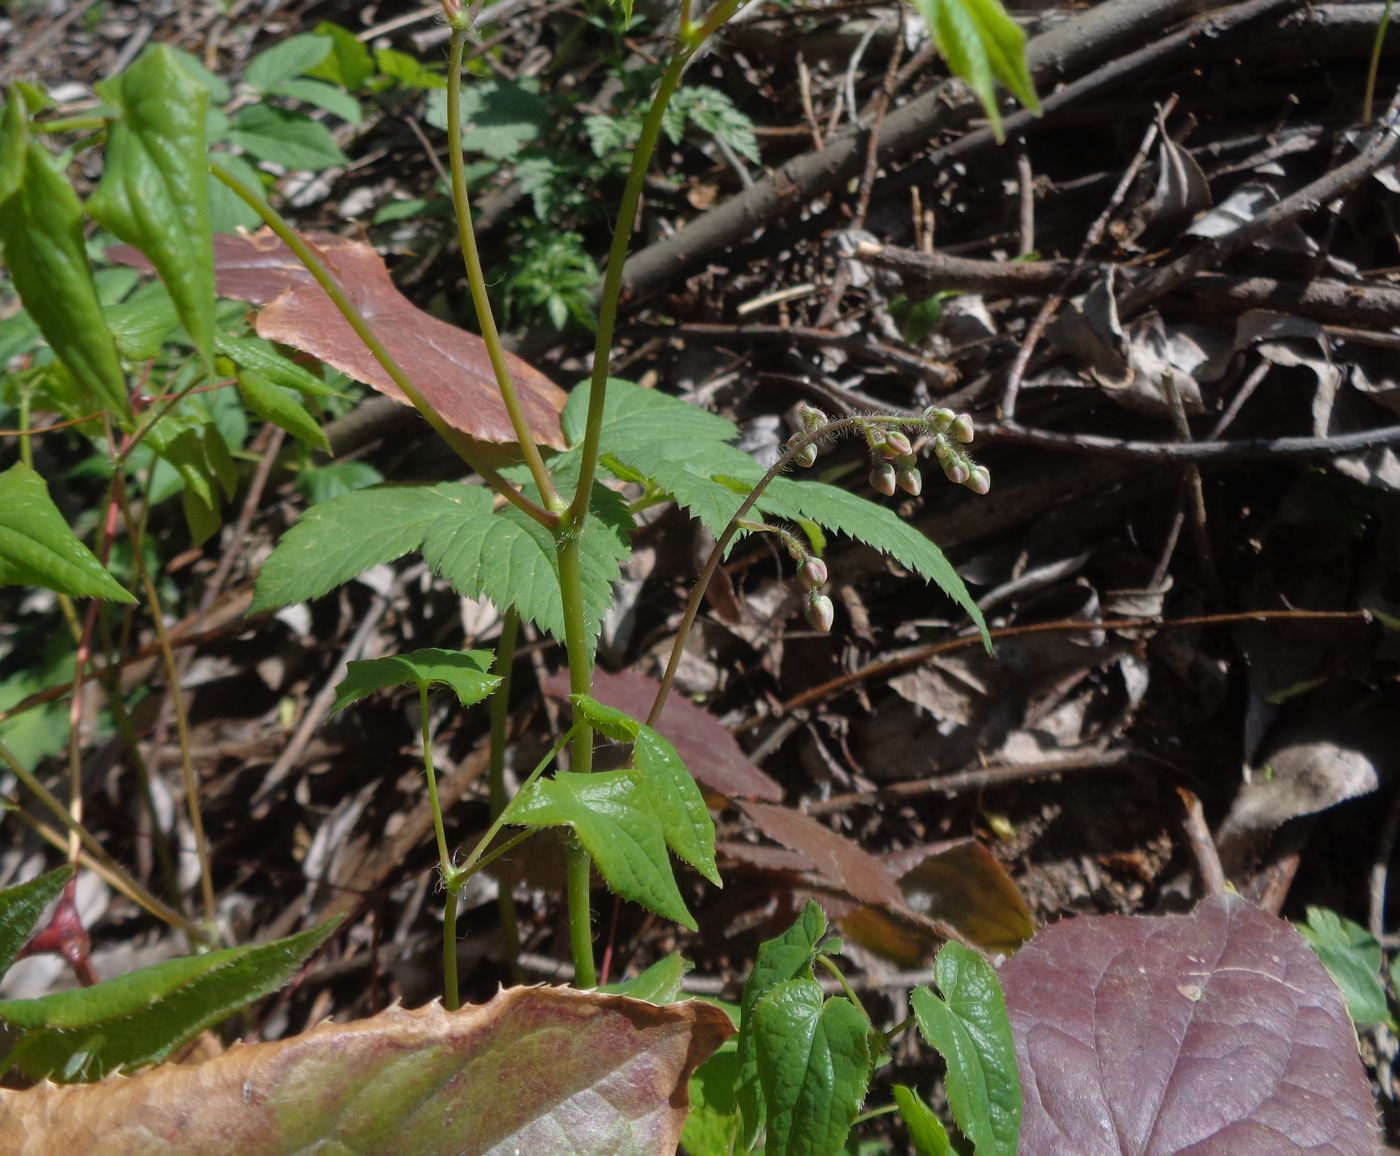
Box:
462, 725, 575, 875
488, 609, 524, 982
447, 28, 561, 514
816, 952, 870, 1025
566, 839, 597, 988
464, 828, 534, 878
647, 414, 909, 725
442, 885, 461, 1011
1366, 0, 1394, 122
0, 739, 202, 938
417, 681, 462, 1007
209, 162, 557, 532
419, 684, 452, 876
110, 469, 217, 925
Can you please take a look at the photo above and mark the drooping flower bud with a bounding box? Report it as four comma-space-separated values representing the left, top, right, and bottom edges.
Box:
798, 402, 828, 432
882, 430, 913, 459
942, 459, 969, 486
805, 592, 835, 633
951, 414, 976, 444
870, 461, 897, 496
896, 467, 922, 496
966, 465, 991, 494
924, 406, 955, 432
791, 440, 818, 468
799, 556, 828, 589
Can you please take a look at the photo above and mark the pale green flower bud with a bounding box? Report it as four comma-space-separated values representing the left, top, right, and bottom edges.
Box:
966, 465, 991, 494
942, 459, 969, 486
805, 592, 835, 633
798, 403, 828, 432
799, 556, 828, 588
924, 406, 955, 432
897, 467, 922, 496
951, 414, 976, 444
870, 461, 897, 496
882, 430, 913, 459
792, 441, 818, 468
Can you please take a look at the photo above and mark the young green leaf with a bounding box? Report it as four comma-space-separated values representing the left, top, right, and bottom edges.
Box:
912, 941, 1021, 1156
0, 134, 130, 419
306, 23, 375, 91
297, 461, 384, 504
237, 368, 331, 453
244, 34, 334, 92
0, 464, 135, 603
227, 105, 347, 171
598, 951, 690, 1004
374, 47, 446, 90
331, 648, 498, 714
736, 901, 833, 1145
1299, 906, 1396, 1029
104, 280, 181, 360
894, 1084, 953, 1156
425, 79, 551, 162
88, 46, 216, 367
0, 866, 73, 977
207, 154, 267, 233
506, 771, 696, 931
214, 332, 337, 398
908, 0, 1040, 141
569, 693, 641, 742
634, 727, 719, 887
752, 979, 871, 1156
266, 78, 363, 125
0, 918, 340, 1082
683, 1040, 743, 1156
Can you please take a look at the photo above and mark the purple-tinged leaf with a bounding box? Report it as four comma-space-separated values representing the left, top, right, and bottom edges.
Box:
1001, 895, 1380, 1154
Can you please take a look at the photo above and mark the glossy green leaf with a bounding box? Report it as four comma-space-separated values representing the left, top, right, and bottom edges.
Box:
227, 105, 347, 171
88, 46, 215, 366
506, 771, 695, 931
164, 46, 231, 103
306, 23, 374, 91
634, 727, 719, 887
0, 89, 26, 203
104, 280, 181, 360
0, 918, 339, 1082
244, 34, 333, 92
237, 368, 330, 453
599, 952, 689, 1003
0, 138, 129, 419
570, 692, 640, 742
374, 47, 445, 90
912, 941, 1020, 1156
266, 78, 363, 125
737, 901, 832, 1145
752, 979, 871, 1156
250, 485, 444, 611
0, 464, 134, 602
683, 1040, 742, 1155
214, 332, 336, 397
908, 0, 1040, 141
0, 866, 73, 978
331, 648, 498, 714
297, 460, 383, 504
142, 420, 222, 544
1299, 906, 1396, 1029
894, 1084, 952, 1156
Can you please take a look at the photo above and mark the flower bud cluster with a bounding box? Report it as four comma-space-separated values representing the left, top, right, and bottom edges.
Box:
791, 543, 833, 633
864, 425, 922, 497
787, 403, 828, 470
921, 407, 989, 496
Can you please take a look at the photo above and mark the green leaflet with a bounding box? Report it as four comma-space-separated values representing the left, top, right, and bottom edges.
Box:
736, 901, 832, 1146
0, 116, 129, 419
88, 46, 216, 368
237, 368, 331, 453
227, 105, 347, 171
331, 648, 499, 714
908, 0, 1040, 141
752, 979, 871, 1156
505, 771, 696, 931
0, 464, 134, 603
0, 918, 340, 1082
244, 34, 333, 92
214, 332, 338, 397
894, 1084, 953, 1156
1300, 906, 1396, 1030
0, 866, 73, 977
912, 941, 1021, 1156
598, 951, 689, 1003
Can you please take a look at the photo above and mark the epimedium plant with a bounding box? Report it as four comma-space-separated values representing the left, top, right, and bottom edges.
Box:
0, 0, 1042, 1151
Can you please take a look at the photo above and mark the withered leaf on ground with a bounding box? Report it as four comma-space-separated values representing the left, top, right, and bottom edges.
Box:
110, 229, 567, 448
0, 988, 732, 1155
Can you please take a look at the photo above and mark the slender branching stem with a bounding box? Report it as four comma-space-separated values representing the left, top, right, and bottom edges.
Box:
209, 162, 558, 532
462, 725, 575, 875
566, 839, 597, 987
487, 610, 523, 981
817, 952, 870, 1025
1366, 0, 1394, 122
447, 29, 561, 513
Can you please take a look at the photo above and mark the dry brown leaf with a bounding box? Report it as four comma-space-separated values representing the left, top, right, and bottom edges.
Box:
0, 987, 732, 1155
737, 801, 904, 909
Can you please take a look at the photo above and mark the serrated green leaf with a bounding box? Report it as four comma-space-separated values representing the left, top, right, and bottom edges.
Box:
894, 1084, 952, 1156
570, 692, 640, 742
0, 866, 73, 978
244, 34, 333, 92
374, 47, 445, 90
912, 941, 1020, 1156
0, 135, 129, 419
425, 78, 551, 162
214, 332, 336, 398
507, 771, 696, 930
0, 464, 134, 602
598, 951, 689, 1003
267, 77, 363, 125
635, 726, 719, 886
737, 900, 832, 1145
250, 484, 444, 611
1299, 906, 1396, 1030
331, 647, 497, 714
306, 23, 374, 91
228, 105, 347, 171
910, 0, 1040, 141
752, 979, 871, 1156
88, 46, 215, 367
0, 918, 340, 1082
297, 460, 383, 504
237, 368, 330, 453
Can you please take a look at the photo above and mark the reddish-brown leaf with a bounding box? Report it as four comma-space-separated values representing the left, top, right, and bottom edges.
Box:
113, 229, 567, 448
737, 800, 904, 909
542, 669, 783, 802
0, 987, 732, 1155
1002, 895, 1380, 1154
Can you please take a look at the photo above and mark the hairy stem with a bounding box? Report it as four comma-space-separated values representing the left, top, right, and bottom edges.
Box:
566, 839, 597, 988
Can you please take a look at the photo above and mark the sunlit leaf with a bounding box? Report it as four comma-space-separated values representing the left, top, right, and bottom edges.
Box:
331, 648, 498, 714
0, 866, 73, 977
